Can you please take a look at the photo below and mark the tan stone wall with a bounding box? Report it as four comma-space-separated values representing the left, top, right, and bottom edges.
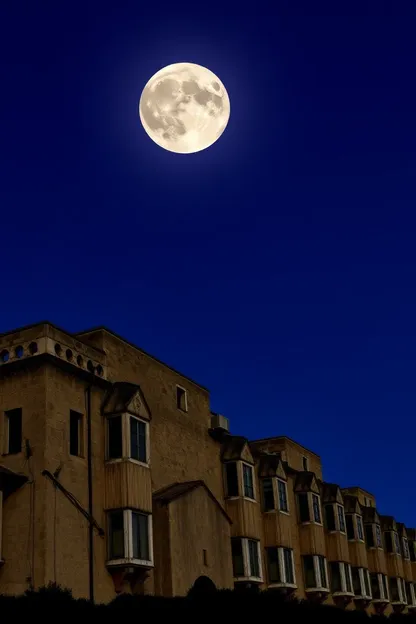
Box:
167, 486, 233, 596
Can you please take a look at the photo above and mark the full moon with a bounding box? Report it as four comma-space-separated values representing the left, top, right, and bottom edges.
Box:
139, 62, 230, 154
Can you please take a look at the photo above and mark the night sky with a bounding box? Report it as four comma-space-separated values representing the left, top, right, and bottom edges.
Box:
1, 2, 416, 524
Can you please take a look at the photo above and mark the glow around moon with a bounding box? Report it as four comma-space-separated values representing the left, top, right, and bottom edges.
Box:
139, 62, 230, 154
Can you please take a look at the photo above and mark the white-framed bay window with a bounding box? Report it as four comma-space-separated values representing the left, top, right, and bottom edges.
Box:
266, 546, 296, 587
303, 555, 329, 592
406, 581, 416, 608
329, 561, 353, 595
224, 461, 256, 501
106, 413, 149, 465
107, 509, 153, 567
297, 492, 322, 525
351, 566, 372, 599
370, 572, 389, 602
261, 477, 289, 513
231, 537, 263, 582
390, 576, 406, 604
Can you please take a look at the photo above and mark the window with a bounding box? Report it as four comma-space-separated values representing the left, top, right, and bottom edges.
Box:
303, 555, 328, 590
363, 569, 371, 598
5, 408, 22, 454
337, 505, 346, 532
352, 567, 371, 598
69, 410, 83, 457
375, 524, 382, 547
243, 464, 255, 499
352, 568, 361, 596
132, 511, 149, 561
266, 547, 280, 583
248, 539, 260, 577
262, 478, 274, 511
325, 505, 336, 531
365, 524, 375, 547
232, 538, 262, 580
330, 562, 342, 592
298, 493, 310, 522
283, 548, 294, 584
225, 462, 239, 497
231, 538, 244, 577
345, 564, 352, 593
403, 537, 410, 560
382, 574, 389, 600
176, 386, 187, 411
302, 456, 308, 471
312, 494, 321, 523
390, 577, 400, 602
357, 515, 364, 541
108, 510, 152, 564
346, 514, 354, 539
371, 573, 380, 599
277, 479, 288, 512
394, 532, 401, 555
385, 532, 393, 553
108, 415, 122, 459
130, 416, 147, 463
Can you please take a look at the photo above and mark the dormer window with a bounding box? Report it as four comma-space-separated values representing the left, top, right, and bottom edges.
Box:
346, 513, 364, 541
298, 492, 322, 524
224, 461, 256, 501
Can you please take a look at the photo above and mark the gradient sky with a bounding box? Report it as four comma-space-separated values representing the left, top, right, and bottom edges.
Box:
1, 2, 416, 524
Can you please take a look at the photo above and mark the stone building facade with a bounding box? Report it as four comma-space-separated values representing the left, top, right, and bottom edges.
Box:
0, 321, 414, 614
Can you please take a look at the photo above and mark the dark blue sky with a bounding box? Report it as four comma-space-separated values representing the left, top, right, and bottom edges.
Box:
1, 2, 416, 523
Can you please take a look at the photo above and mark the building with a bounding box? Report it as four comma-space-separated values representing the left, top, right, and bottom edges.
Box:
0, 321, 414, 614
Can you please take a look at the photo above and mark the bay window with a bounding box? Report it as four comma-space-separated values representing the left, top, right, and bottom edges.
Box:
107, 509, 153, 566
231, 537, 262, 581
303, 555, 329, 591
225, 461, 256, 501
402, 537, 410, 560
266, 546, 296, 587
370, 573, 389, 601
261, 477, 289, 513
330, 562, 353, 595
107, 413, 149, 465
351, 566, 372, 599
298, 492, 322, 524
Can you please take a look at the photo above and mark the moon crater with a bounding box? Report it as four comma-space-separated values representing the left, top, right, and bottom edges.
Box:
139, 62, 231, 154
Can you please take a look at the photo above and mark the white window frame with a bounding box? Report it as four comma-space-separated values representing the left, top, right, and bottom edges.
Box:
241, 461, 256, 502
375, 524, 383, 549
356, 568, 372, 599
233, 538, 263, 582
379, 573, 389, 601
311, 493, 323, 525
268, 547, 296, 588
314, 555, 329, 590
106, 413, 150, 467
276, 478, 289, 514
176, 385, 188, 412
107, 509, 153, 568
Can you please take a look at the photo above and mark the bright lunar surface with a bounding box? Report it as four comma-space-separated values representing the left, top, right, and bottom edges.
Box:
139, 62, 230, 154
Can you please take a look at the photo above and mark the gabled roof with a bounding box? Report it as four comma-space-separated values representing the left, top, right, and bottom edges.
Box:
221, 435, 253, 464
362, 506, 380, 524
101, 381, 151, 420
380, 515, 397, 531
295, 471, 320, 494
153, 480, 232, 523
343, 494, 362, 514
258, 453, 287, 479
321, 482, 343, 504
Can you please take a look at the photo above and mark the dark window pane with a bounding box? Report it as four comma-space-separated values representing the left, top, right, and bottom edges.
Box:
108, 416, 122, 459
346, 514, 355, 540
337, 506, 345, 532
225, 463, 239, 497
375, 524, 382, 547
132, 512, 149, 561
70, 410, 81, 456
357, 516, 364, 541
302, 456, 308, 470
298, 493, 310, 522
109, 511, 124, 559
283, 548, 294, 584
262, 478, 274, 511
382, 575, 389, 600
371, 573, 380, 599
6, 408, 22, 454
243, 464, 254, 499
410, 541, 416, 562
365, 524, 374, 547
330, 562, 341, 592
325, 505, 336, 531
266, 547, 280, 583
403, 538, 410, 559
278, 480, 288, 512
176, 387, 187, 410
248, 540, 260, 577
390, 577, 400, 602
385, 532, 393, 553
312, 494, 321, 523
345, 564, 352, 593
303, 555, 315, 588
318, 556, 327, 588
130, 417, 146, 462
394, 532, 401, 555
231, 539, 244, 577
352, 567, 361, 595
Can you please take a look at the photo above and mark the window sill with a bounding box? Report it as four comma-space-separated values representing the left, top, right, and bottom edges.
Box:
305, 587, 330, 593
268, 582, 297, 590
332, 591, 354, 597
243, 496, 257, 504
372, 598, 389, 604
105, 457, 149, 469
234, 575, 263, 584
279, 510, 290, 516
106, 558, 154, 569
354, 595, 372, 601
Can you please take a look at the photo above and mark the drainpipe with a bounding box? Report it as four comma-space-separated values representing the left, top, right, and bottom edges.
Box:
86, 383, 94, 603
